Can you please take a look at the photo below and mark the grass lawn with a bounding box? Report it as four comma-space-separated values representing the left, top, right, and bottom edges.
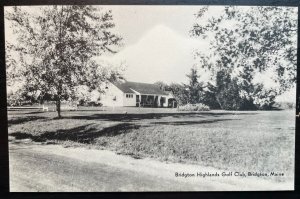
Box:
8, 107, 295, 182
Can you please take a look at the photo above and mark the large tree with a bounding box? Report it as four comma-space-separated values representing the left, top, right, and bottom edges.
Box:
191, 6, 297, 104
169, 83, 189, 106
184, 68, 204, 104
6, 6, 123, 117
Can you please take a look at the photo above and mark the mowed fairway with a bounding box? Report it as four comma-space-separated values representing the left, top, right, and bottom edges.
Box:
8, 107, 295, 183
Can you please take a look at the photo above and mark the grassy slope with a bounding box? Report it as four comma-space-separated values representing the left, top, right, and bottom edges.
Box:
8, 108, 295, 182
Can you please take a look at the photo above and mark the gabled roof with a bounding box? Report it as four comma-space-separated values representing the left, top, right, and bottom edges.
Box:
113, 81, 168, 95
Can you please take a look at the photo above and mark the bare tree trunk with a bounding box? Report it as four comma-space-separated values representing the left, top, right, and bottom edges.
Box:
56, 99, 61, 118
55, 6, 63, 119
56, 83, 62, 118
216, 96, 223, 110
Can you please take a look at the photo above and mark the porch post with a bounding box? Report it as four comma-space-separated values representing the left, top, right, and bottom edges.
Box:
158, 96, 161, 107
165, 97, 169, 108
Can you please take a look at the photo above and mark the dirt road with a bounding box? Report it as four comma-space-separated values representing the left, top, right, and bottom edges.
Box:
9, 142, 293, 192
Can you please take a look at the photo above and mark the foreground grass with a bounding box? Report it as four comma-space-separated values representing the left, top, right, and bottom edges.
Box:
8, 108, 295, 182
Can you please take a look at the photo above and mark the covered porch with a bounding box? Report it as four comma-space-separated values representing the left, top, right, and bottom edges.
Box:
135, 94, 177, 108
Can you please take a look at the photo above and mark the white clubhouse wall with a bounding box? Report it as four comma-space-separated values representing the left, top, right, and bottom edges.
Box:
123, 93, 136, 107
100, 83, 124, 107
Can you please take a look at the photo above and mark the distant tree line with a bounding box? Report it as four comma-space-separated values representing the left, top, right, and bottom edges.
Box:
155, 67, 279, 110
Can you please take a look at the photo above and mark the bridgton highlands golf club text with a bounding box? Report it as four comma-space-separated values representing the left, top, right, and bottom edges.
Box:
175, 171, 285, 178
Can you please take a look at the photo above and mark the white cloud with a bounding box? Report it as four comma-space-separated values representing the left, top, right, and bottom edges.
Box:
102, 24, 209, 84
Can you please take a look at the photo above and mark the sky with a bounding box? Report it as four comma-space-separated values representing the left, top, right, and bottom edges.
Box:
5, 5, 297, 102
103, 6, 205, 45
100, 6, 214, 84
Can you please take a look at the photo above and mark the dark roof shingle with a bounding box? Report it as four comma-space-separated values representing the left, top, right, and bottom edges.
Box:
113, 81, 168, 95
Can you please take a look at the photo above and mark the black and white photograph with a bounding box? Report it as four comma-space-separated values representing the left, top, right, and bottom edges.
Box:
4, 5, 297, 191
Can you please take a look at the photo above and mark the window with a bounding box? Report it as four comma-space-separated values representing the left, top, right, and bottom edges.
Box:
126, 94, 134, 98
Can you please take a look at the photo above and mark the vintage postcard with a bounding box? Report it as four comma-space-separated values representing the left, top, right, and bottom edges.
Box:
5, 5, 297, 191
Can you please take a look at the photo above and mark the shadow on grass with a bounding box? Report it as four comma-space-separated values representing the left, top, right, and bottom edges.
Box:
151, 118, 239, 126
22, 111, 49, 115
10, 123, 142, 144
66, 112, 256, 122
8, 116, 46, 127
10, 116, 240, 145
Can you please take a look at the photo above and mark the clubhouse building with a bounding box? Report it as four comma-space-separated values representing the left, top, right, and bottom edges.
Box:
101, 81, 177, 108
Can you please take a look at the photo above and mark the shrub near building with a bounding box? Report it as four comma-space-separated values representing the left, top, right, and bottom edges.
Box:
178, 103, 210, 111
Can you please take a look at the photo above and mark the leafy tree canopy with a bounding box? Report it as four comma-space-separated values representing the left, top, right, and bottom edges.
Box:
6, 6, 123, 117
191, 6, 297, 94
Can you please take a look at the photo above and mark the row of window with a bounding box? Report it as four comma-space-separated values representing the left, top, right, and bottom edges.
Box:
126, 94, 134, 98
